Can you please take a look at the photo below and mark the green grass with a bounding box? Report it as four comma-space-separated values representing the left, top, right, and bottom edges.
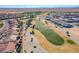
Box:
0, 21, 4, 28
35, 20, 64, 45
67, 40, 76, 45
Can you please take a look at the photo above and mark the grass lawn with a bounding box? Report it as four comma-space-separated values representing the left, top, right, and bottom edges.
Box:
0, 21, 4, 28
67, 40, 76, 45
35, 20, 64, 45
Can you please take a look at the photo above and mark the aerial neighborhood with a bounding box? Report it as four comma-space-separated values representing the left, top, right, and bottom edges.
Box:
0, 8, 79, 53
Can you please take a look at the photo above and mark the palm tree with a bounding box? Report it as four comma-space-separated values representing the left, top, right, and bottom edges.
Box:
30, 51, 33, 53
31, 38, 33, 42
33, 46, 37, 48
66, 31, 70, 37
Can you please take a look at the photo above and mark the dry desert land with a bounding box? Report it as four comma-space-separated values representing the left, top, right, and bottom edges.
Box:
0, 8, 79, 53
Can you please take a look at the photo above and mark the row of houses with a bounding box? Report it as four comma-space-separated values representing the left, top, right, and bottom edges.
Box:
0, 13, 24, 20
45, 13, 79, 28
50, 18, 73, 28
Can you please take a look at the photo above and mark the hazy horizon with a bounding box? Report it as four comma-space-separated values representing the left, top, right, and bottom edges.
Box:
0, 5, 78, 8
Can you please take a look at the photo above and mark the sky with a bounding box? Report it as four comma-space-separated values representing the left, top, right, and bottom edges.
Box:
0, 5, 78, 8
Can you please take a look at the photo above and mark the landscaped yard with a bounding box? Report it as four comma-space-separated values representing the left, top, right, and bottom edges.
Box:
35, 20, 64, 45
0, 21, 4, 28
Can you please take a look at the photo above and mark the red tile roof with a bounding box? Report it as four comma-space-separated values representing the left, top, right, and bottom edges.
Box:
0, 42, 8, 52
0, 41, 16, 53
